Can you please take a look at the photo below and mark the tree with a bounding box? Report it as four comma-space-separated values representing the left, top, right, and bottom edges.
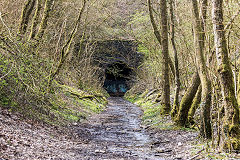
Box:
169, 0, 181, 118
18, 0, 36, 36
191, 0, 212, 139
29, 0, 42, 40
47, 0, 87, 89
174, 72, 200, 126
238, 71, 240, 106
147, 0, 175, 83
147, 0, 171, 114
159, 0, 171, 114
36, 0, 54, 40
212, 0, 240, 150
188, 85, 202, 124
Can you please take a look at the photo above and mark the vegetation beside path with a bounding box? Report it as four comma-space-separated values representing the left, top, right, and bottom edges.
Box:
125, 89, 240, 159
2, 0, 240, 159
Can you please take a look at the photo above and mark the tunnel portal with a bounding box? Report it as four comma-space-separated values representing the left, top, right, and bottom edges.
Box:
74, 40, 143, 96
93, 40, 143, 96
103, 62, 133, 96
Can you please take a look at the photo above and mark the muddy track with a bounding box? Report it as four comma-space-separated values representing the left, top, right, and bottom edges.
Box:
73, 97, 197, 160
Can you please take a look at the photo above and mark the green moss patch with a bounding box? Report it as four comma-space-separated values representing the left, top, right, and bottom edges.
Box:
125, 90, 177, 130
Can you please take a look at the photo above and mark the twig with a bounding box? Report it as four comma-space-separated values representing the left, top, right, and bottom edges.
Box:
189, 148, 204, 160
224, 9, 240, 30
0, 11, 13, 37
0, 63, 13, 80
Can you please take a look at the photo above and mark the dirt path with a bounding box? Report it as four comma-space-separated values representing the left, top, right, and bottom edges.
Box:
73, 97, 197, 160
0, 97, 197, 160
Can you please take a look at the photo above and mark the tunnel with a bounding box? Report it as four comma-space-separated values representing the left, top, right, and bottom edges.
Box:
103, 62, 133, 97
73, 39, 143, 97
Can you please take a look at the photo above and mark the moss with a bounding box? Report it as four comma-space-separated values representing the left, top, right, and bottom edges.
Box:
174, 72, 200, 126
229, 124, 240, 135
223, 138, 240, 151
59, 84, 94, 98
139, 89, 149, 98
170, 103, 178, 119
160, 104, 170, 115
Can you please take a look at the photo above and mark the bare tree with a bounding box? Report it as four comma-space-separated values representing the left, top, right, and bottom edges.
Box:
18, 0, 36, 35
47, 0, 87, 89
147, 0, 175, 81
212, 0, 240, 150
169, 0, 181, 118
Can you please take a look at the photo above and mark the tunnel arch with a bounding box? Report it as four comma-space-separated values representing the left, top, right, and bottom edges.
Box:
73, 39, 143, 96
103, 62, 133, 96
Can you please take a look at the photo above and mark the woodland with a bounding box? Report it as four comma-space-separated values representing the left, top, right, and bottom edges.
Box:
1, 0, 240, 159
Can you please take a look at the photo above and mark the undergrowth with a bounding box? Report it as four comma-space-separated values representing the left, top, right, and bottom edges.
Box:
189, 141, 240, 159
126, 89, 240, 159
125, 89, 194, 131
0, 38, 108, 126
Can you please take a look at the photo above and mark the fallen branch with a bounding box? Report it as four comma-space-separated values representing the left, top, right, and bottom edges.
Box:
189, 148, 204, 160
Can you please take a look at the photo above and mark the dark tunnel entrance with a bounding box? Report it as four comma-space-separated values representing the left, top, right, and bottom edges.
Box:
74, 40, 143, 97
103, 63, 133, 97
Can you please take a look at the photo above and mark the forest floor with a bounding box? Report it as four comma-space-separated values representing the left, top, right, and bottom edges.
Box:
0, 97, 217, 160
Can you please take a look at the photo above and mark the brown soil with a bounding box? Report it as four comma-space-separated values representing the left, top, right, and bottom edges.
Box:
0, 97, 198, 160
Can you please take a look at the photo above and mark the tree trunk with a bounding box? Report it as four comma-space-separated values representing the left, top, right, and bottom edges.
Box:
238, 71, 240, 106
192, 0, 212, 139
18, 0, 36, 35
147, 0, 175, 81
212, 0, 240, 150
36, 0, 54, 40
169, 0, 181, 118
29, 0, 42, 40
174, 72, 200, 126
188, 84, 202, 125
159, 0, 170, 114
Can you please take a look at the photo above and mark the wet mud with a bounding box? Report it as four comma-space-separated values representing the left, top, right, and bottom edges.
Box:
73, 97, 197, 160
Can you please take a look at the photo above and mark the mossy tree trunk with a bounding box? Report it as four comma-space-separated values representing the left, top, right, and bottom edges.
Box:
18, 0, 36, 36
192, 0, 212, 139
174, 72, 200, 126
188, 85, 202, 125
169, 0, 181, 118
238, 71, 240, 106
212, 0, 240, 150
29, 0, 42, 40
36, 0, 54, 40
159, 0, 171, 114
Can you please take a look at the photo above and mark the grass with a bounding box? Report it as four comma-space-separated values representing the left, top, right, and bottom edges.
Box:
125, 90, 196, 131
126, 92, 173, 130
126, 90, 240, 159
0, 80, 107, 126
189, 141, 240, 160
45, 83, 108, 125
